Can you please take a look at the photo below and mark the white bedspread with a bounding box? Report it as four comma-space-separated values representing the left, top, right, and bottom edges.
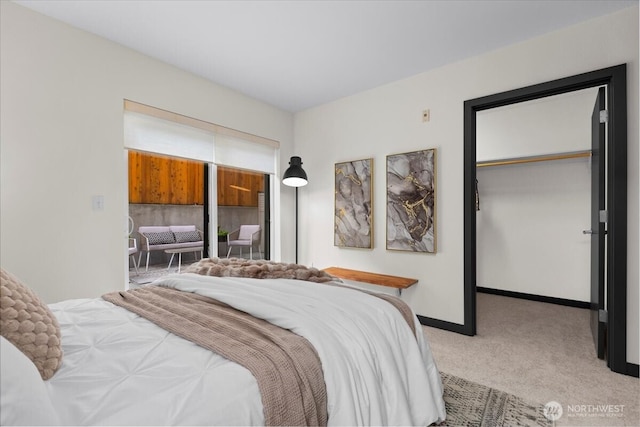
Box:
46, 274, 445, 426
47, 297, 263, 425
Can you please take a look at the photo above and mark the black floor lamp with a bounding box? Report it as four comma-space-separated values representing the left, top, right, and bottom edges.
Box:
282, 156, 308, 264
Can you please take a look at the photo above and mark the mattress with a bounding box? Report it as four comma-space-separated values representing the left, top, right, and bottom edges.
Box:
27, 274, 446, 425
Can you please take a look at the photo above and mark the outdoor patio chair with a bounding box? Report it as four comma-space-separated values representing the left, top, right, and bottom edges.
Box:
129, 237, 139, 274
226, 225, 261, 259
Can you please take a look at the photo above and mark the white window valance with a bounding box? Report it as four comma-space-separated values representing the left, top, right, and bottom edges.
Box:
124, 110, 214, 163
214, 134, 276, 174
123, 100, 278, 174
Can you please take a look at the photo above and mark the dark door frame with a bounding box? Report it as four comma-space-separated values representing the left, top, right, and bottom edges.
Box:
203, 163, 210, 258
263, 174, 271, 260
590, 87, 606, 360
463, 64, 628, 374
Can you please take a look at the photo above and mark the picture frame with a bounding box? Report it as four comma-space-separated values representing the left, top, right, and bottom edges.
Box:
386, 148, 437, 253
334, 158, 373, 249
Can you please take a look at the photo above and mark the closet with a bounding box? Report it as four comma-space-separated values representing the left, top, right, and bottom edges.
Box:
475, 87, 599, 304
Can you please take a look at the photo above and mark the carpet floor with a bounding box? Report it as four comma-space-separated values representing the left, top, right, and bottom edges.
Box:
425, 293, 639, 426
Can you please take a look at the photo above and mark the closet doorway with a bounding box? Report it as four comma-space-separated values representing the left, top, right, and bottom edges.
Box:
463, 65, 628, 375
475, 88, 596, 305
475, 87, 600, 356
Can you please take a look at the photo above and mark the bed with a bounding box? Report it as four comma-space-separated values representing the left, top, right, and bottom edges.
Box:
0, 260, 446, 426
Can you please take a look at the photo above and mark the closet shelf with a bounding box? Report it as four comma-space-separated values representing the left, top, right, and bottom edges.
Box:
476, 150, 591, 168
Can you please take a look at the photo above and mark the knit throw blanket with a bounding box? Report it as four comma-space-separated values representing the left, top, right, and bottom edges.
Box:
103, 286, 327, 426
182, 257, 336, 283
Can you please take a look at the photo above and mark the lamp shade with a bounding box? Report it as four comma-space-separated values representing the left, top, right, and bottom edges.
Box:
282, 156, 308, 187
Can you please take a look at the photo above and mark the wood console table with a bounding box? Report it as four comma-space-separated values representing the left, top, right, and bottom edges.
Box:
323, 267, 418, 296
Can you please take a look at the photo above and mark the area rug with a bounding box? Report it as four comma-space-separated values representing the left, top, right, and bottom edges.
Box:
439, 373, 551, 427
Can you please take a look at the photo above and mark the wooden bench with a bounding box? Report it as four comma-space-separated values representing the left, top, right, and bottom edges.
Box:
322, 267, 418, 296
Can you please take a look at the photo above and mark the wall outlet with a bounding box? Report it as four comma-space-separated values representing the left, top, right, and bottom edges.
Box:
422, 109, 431, 122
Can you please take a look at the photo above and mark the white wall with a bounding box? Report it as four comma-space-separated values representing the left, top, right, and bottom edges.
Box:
476, 88, 595, 301
476, 88, 598, 161
295, 7, 638, 364
0, 2, 295, 303
477, 158, 591, 301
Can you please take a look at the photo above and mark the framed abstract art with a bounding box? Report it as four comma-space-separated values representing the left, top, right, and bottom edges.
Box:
334, 158, 373, 249
386, 149, 436, 253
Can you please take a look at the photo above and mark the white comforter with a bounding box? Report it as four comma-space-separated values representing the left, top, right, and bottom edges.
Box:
46, 274, 445, 426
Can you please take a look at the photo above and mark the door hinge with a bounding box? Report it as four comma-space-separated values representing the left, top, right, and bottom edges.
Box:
599, 110, 608, 123
599, 309, 608, 323
599, 210, 608, 223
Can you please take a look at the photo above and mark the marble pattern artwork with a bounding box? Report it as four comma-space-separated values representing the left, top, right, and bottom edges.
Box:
334, 159, 373, 248
386, 149, 436, 253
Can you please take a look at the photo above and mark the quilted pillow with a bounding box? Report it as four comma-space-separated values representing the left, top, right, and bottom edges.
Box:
144, 231, 175, 245
0, 269, 62, 380
174, 230, 201, 243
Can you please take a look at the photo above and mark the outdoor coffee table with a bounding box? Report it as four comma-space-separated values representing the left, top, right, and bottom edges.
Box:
165, 247, 204, 273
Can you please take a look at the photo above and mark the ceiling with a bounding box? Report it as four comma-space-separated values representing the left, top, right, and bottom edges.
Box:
14, 0, 637, 113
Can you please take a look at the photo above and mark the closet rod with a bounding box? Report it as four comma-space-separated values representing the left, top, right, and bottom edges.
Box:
476, 150, 592, 168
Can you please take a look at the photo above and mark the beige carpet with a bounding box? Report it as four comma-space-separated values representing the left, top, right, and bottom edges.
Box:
424, 293, 639, 426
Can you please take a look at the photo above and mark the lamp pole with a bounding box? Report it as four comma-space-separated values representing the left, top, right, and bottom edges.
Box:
295, 186, 299, 264
282, 156, 308, 265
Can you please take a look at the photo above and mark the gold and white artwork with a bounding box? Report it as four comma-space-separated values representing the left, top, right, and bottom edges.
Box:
386, 149, 436, 253
334, 159, 373, 249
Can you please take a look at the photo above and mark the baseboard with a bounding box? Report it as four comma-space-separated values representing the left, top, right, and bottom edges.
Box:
477, 287, 590, 309
626, 363, 639, 378
417, 315, 472, 336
